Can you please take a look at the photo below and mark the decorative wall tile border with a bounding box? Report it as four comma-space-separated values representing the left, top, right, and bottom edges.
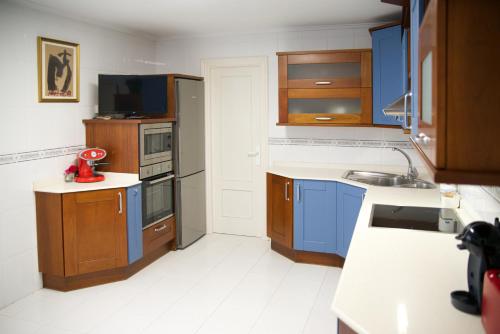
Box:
268, 137, 413, 149
0, 145, 85, 166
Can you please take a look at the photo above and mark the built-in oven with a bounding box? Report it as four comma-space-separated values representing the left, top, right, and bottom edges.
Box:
139, 123, 173, 179
142, 173, 174, 229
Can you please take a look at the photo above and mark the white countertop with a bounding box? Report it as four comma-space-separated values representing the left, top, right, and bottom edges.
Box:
267, 163, 484, 334
33, 172, 141, 193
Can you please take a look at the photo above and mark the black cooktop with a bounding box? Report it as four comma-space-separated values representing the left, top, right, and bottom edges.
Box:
371, 205, 464, 234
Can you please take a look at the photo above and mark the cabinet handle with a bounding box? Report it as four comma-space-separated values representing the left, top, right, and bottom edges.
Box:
315, 81, 332, 85
315, 117, 335, 121
155, 224, 167, 232
285, 182, 290, 201
118, 192, 123, 214
297, 184, 301, 202
402, 92, 412, 130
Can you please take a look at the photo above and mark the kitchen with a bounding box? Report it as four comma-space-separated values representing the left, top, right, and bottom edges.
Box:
1, 0, 500, 334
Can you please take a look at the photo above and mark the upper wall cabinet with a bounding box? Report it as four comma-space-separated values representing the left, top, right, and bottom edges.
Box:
371, 24, 404, 126
412, 0, 500, 186
277, 50, 373, 126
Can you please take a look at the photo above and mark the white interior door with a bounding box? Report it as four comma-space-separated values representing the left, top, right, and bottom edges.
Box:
203, 57, 268, 237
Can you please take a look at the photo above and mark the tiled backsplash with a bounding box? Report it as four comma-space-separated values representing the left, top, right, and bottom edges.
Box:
458, 185, 500, 223
268, 137, 423, 167
0, 146, 85, 166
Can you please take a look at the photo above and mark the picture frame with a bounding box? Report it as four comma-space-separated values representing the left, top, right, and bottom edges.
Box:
37, 37, 80, 102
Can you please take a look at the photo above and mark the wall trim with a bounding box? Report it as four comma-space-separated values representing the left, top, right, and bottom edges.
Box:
0, 145, 85, 166
268, 137, 413, 149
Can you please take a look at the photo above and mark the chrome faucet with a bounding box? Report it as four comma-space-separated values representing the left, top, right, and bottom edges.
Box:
392, 147, 418, 181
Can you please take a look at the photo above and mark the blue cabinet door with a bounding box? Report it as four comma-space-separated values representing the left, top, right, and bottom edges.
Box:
294, 180, 337, 254
372, 25, 403, 126
127, 184, 143, 264
336, 183, 365, 258
402, 29, 409, 93
410, 0, 425, 135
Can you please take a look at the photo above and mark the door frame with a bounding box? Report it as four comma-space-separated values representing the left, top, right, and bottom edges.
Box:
201, 56, 269, 237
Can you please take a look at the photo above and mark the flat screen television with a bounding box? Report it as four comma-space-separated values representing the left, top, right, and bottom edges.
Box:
98, 74, 167, 117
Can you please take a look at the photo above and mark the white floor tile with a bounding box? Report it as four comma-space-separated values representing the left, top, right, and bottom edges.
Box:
0, 234, 342, 334
303, 268, 342, 334
0, 315, 40, 334
250, 264, 328, 334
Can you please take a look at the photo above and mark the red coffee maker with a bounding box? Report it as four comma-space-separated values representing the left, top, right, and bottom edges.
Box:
74, 148, 107, 183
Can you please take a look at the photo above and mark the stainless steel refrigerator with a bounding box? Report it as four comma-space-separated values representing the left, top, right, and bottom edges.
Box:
174, 78, 206, 249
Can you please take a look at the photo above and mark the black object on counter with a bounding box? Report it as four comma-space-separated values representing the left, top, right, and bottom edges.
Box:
451, 219, 500, 314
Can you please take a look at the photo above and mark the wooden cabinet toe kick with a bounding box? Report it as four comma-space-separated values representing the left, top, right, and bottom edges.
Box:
41, 240, 175, 291
271, 241, 345, 268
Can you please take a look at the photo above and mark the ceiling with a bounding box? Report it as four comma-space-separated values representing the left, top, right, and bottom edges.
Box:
18, 0, 400, 38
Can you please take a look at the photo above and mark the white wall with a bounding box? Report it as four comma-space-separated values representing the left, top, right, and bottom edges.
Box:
155, 25, 424, 168
0, 1, 158, 309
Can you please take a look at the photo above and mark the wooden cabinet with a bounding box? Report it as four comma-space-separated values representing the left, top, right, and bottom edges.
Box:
336, 183, 365, 258
36, 188, 128, 278
267, 174, 365, 265
277, 50, 373, 126
143, 216, 176, 256
266, 173, 293, 248
294, 180, 337, 254
412, 0, 500, 186
62, 189, 128, 276
83, 118, 173, 174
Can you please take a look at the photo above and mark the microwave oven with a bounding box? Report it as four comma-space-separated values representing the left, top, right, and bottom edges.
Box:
139, 123, 173, 179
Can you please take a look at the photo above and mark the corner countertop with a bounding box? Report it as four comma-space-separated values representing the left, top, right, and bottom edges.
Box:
267, 163, 484, 334
33, 172, 141, 194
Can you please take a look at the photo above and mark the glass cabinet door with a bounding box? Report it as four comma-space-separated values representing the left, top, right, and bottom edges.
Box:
287, 63, 361, 88
286, 88, 372, 124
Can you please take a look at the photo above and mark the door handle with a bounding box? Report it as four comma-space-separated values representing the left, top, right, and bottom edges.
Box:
297, 184, 301, 202
315, 81, 332, 85
315, 117, 335, 121
248, 145, 261, 166
285, 182, 290, 201
118, 192, 123, 214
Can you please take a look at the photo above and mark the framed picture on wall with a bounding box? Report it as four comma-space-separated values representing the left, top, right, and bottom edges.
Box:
37, 37, 80, 102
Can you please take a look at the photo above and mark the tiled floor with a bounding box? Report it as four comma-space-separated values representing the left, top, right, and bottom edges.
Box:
0, 234, 341, 334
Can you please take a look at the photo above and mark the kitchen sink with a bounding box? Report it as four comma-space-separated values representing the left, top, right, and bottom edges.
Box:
343, 170, 437, 189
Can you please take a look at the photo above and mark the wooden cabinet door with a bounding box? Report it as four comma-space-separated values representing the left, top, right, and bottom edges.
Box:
267, 173, 293, 248
62, 189, 128, 276
336, 183, 365, 258
294, 180, 337, 254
